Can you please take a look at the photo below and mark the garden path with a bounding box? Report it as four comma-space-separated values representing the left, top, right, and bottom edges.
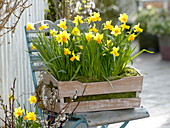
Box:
109, 53, 170, 128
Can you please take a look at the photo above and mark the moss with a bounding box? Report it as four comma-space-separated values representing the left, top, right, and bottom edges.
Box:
74, 67, 140, 83
64, 92, 136, 102
65, 68, 139, 102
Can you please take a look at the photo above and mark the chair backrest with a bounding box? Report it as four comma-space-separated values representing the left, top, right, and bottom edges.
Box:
25, 20, 88, 89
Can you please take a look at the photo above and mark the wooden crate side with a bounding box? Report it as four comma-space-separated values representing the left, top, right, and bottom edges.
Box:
43, 74, 59, 85
49, 98, 141, 113
57, 76, 143, 98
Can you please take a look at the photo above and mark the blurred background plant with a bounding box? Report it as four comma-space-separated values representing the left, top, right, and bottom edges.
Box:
93, 0, 120, 24
134, 5, 158, 33
44, 0, 136, 24
45, 0, 96, 21
147, 9, 170, 36
134, 5, 160, 52
146, 9, 170, 60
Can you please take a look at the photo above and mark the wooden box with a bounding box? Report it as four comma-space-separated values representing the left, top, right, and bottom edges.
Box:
42, 72, 143, 113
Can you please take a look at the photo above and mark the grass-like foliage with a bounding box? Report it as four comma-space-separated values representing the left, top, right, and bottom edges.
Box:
27, 12, 153, 81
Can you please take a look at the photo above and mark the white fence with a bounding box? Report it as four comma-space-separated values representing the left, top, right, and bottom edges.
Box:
0, 0, 45, 124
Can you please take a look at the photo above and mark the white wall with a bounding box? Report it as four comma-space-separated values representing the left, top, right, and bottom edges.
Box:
0, 0, 45, 125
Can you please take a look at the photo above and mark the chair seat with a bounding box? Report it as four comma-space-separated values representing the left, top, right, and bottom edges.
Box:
74, 107, 149, 127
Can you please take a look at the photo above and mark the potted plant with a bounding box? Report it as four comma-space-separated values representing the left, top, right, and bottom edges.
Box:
147, 9, 170, 60
134, 5, 160, 52
26, 12, 152, 113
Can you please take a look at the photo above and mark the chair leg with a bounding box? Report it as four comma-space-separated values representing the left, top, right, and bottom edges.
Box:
101, 125, 109, 128
120, 121, 129, 128
71, 119, 88, 128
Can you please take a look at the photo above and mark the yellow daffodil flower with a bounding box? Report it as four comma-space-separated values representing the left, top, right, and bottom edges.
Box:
78, 45, 83, 49
28, 95, 37, 104
59, 31, 71, 43
85, 17, 91, 24
118, 13, 128, 23
2, 106, 5, 110
64, 48, 71, 55
57, 20, 67, 30
14, 107, 24, 117
24, 115, 27, 120
26, 22, 35, 31
39, 22, 49, 31
89, 12, 101, 22
106, 40, 112, 47
73, 15, 84, 26
128, 33, 137, 41
8, 94, 14, 101
70, 52, 80, 62
89, 23, 98, 33
103, 20, 114, 30
110, 47, 119, 56
71, 27, 81, 36
72, 37, 76, 42
94, 33, 103, 44
82, 0, 86, 4
25, 112, 36, 121
133, 23, 143, 32
85, 5, 89, 8
111, 25, 121, 36
121, 23, 130, 30
85, 32, 94, 42
78, 7, 83, 10
55, 34, 62, 42
30, 43, 36, 50
50, 29, 58, 36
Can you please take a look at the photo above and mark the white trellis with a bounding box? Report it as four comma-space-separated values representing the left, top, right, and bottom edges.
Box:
0, 0, 45, 125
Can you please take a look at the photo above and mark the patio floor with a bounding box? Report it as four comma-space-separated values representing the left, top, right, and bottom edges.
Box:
109, 53, 170, 128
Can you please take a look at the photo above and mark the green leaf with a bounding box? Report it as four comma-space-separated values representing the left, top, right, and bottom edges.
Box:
131, 49, 154, 60
70, 65, 81, 81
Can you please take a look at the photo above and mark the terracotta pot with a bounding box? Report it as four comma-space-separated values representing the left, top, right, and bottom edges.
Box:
159, 35, 170, 60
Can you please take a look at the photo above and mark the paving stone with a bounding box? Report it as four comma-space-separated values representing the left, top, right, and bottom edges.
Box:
123, 53, 170, 128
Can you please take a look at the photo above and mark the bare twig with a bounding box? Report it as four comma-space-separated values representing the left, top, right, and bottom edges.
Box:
11, 78, 16, 128
60, 84, 88, 126
0, 117, 10, 127
0, 0, 32, 37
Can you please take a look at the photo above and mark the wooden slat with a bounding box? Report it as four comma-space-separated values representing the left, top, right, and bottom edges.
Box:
43, 73, 59, 85
27, 36, 51, 42
25, 20, 56, 33
63, 120, 87, 128
28, 36, 38, 42
56, 76, 143, 97
75, 107, 149, 127
25, 20, 89, 34
63, 107, 149, 127
32, 65, 44, 71
46, 98, 141, 113
30, 55, 41, 61
29, 49, 38, 53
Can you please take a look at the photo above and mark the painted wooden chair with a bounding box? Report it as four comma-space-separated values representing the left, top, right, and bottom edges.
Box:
25, 20, 149, 128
